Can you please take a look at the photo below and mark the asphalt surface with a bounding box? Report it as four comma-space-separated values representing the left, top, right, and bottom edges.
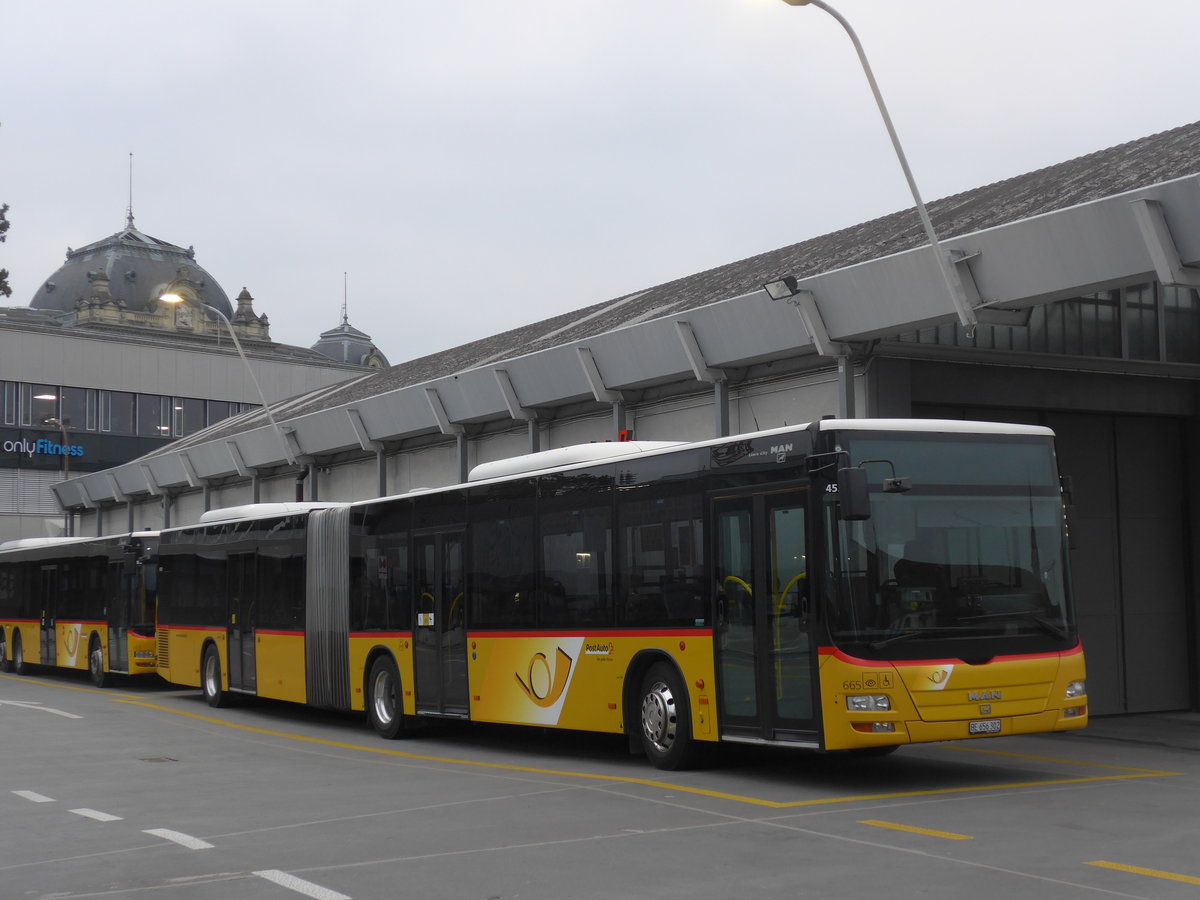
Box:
2, 668, 1199, 900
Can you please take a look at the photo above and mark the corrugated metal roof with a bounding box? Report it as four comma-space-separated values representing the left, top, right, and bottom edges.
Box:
77, 120, 1200, 472
282, 120, 1200, 417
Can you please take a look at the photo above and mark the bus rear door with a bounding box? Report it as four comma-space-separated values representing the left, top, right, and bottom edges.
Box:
713, 488, 818, 745
412, 529, 467, 717
226, 550, 256, 692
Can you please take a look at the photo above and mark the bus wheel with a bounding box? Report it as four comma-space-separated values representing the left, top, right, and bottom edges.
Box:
367, 656, 407, 739
12, 634, 27, 676
638, 662, 699, 771
202, 646, 229, 708
0, 630, 9, 673
88, 637, 110, 688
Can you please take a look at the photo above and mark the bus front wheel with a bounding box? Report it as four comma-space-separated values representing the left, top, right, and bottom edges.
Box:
88, 637, 109, 688
638, 662, 699, 771
367, 656, 408, 739
202, 646, 229, 708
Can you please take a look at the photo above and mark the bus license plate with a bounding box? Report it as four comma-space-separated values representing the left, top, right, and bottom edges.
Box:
969, 719, 1001, 735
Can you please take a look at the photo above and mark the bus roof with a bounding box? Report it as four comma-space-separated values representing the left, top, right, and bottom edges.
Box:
198, 502, 350, 524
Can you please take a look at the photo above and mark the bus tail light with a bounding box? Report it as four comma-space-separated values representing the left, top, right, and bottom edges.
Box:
851, 722, 896, 733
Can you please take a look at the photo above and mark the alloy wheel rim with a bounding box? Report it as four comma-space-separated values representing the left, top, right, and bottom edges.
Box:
641, 680, 677, 752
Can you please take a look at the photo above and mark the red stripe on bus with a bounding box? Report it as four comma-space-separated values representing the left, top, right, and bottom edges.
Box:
818, 642, 1083, 666
467, 629, 714, 639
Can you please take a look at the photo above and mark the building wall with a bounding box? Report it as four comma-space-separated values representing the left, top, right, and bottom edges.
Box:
903, 359, 1198, 717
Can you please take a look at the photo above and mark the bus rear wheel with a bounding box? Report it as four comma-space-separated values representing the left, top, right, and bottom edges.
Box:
638, 662, 699, 771
202, 646, 229, 708
88, 637, 110, 688
367, 655, 408, 739
12, 633, 27, 676
0, 630, 9, 673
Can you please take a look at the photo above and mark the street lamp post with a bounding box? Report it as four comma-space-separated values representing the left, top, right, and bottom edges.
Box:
43, 416, 73, 535
778, 0, 977, 330
158, 293, 297, 467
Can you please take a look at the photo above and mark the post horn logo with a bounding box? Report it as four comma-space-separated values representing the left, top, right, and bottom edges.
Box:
515, 647, 574, 708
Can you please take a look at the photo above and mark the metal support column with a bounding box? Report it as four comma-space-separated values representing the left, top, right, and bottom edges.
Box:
456, 433, 469, 484
837, 356, 856, 419
713, 380, 730, 437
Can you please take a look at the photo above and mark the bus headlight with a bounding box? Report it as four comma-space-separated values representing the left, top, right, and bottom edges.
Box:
847, 695, 891, 711
1065, 680, 1087, 699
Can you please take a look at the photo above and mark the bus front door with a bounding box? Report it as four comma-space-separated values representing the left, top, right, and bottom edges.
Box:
713, 489, 817, 744
38, 565, 55, 666
226, 552, 257, 693
412, 530, 468, 717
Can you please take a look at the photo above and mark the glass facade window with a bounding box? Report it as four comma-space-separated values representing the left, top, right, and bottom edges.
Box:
206, 400, 231, 426
2, 381, 16, 426
1123, 283, 1159, 360
1, 381, 237, 440
137, 394, 170, 437
1164, 286, 1200, 363
894, 282, 1196, 364
60, 387, 92, 433
107, 391, 134, 435
173, 397, 206, 436
26, 383, 59, 427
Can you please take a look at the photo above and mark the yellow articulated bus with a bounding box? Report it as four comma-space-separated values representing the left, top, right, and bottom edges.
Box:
0, 532, 159, 686
154, 419, 1086, 769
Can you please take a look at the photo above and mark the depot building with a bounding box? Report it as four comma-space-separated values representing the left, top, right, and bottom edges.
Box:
55, 120, 1200, 719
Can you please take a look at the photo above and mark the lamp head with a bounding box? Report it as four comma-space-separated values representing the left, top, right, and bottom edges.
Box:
763, 276, 800, 301
159, 292, 186, 304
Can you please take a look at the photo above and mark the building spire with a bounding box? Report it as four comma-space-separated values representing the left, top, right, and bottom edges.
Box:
342, 271, 349, 325
125, 152, 135, 229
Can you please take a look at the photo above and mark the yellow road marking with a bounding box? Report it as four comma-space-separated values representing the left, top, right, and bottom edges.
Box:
950, 743, 1176, 776
859, 819, 972, 840
3, 673, 1183, 810
1088, 860, 1200, 885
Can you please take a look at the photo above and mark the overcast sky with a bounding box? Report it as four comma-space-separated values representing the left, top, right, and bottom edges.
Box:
2, 1, 1197, 363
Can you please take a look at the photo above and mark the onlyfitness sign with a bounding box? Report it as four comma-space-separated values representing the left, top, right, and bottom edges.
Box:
3, 437, 85, 459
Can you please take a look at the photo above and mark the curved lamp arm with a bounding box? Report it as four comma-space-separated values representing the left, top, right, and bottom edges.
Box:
159, 293, 297, 466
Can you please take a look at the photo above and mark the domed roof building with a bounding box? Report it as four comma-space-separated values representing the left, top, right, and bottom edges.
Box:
32, 214, 234, 320
311, 312, 389, 369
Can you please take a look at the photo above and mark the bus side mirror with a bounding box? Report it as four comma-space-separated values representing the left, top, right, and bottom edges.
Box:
837, 467, 871, 521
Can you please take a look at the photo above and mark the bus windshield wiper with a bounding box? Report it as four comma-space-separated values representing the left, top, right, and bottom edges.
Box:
868, 630, 923, 650
959, 610, 1068, 641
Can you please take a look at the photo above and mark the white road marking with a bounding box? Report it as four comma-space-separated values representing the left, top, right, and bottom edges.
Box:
70, 808, 122, 822
12, 790, 54, 803
143, 828, 215, 850
253, 869, 351, 900
0, 699, 83, 719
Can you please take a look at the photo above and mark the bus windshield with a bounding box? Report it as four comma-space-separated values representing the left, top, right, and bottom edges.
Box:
824, 432, 1076, 660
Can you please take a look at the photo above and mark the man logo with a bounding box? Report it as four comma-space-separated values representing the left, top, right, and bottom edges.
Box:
515, 647, 574, 708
